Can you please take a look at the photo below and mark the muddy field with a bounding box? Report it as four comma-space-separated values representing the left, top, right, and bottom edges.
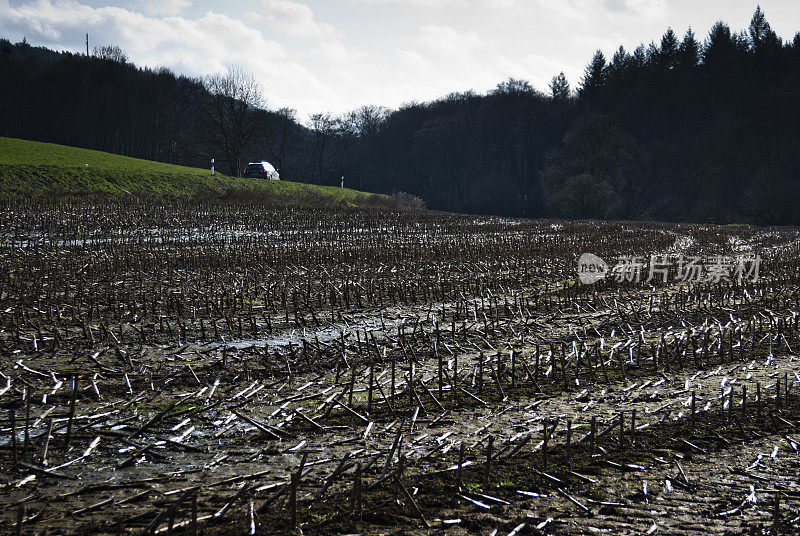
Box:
1, 202, 799, 535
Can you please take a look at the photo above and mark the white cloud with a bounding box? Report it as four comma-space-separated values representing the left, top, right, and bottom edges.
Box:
0, 0, 580, 115
606, 0, 669, 19
347, 0, 470, 6
525, 0, 668, 25
518, 53, 582, 93
415, 25, 488, 61
7, 0, 766, 117
138, 0, 190, 17
0, 0, 329, 113
257, 0, 333, 40
529, 0, 592, 22
388, 25, 521, 102
572, 32, 635, 54
250, 0, 366, 66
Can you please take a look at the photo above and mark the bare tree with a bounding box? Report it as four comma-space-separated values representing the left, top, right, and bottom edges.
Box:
263, 107, 296, 174
344, 105, 388, 139
308, 112, 338, 184
203, 66, 263, 176
93, 45, 128, 63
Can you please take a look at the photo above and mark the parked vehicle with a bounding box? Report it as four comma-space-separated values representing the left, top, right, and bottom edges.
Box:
243, 161, 280, 180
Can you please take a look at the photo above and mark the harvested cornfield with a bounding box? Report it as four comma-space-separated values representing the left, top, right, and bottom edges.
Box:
1, 201, 799, 535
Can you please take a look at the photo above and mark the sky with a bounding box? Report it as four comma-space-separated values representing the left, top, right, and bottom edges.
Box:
2, 0, 800, 120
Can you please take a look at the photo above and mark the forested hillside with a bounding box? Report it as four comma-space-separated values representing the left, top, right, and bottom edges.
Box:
2, 7, 799, 223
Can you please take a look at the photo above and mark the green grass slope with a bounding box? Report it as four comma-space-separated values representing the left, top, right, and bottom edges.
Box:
0, 137, 405, 208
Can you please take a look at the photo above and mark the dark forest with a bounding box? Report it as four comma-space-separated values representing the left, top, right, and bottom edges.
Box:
1, 7, 799, 224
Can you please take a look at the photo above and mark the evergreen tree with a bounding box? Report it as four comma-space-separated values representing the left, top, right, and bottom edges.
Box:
702, 21, 736, 68
659, 28, 679, 69
631, 44, 647, 71
579, 50, 606, 102
607, 46, 631, 84
678, 28, 700, 68
645, 41, 660, 67
749, 5, 781, 53
549, 72, 570, 102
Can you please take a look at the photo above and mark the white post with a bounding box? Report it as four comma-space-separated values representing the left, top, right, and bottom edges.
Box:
211, 158, 215, 175
341, 176, 344, 188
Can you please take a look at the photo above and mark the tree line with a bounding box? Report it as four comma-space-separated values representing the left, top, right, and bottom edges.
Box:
1, 6, 799, 223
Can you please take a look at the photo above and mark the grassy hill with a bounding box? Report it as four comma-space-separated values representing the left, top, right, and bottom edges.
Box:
0, 137, 413, 208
